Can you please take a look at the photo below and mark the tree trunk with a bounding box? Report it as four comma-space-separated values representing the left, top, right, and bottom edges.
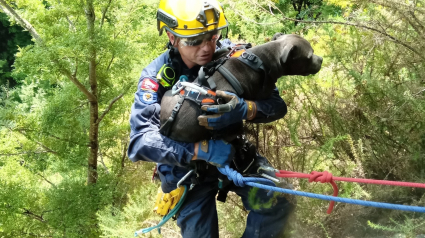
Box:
85, 0, 98, 186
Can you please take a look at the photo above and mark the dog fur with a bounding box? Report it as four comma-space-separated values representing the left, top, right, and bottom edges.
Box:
160, 34, 323, 143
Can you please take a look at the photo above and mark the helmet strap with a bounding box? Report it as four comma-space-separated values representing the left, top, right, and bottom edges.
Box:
165, 41, 172, 50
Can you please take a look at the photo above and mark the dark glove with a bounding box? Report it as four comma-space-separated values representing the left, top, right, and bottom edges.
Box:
196, 139, 235, 167
198, 90, 257, 130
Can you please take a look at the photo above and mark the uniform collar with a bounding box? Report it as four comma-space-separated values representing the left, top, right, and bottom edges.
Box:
169, 47, 201, 82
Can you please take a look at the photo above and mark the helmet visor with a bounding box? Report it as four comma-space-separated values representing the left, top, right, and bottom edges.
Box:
178, 30, 221, 47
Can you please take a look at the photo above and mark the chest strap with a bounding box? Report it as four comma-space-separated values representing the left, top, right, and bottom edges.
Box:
160, 82, 217, 137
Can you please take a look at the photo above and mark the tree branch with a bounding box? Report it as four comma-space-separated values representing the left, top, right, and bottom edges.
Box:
0, 151, 50, 156
66, 16, 76, 31
73, 58, 78, 77
34, 141, 59, 155
100, 0, 112, 28
45, 132, 87, 147
281, 18, 423, 59
36, 173, 57, 188
22, 208, 46, 223
0, 0, 43, 44
55, 0, 76, 31
96, 93, 124, 124
255, 0, 425, 60
15, 130, 60, 155
106, 54, 115, 71
59, 65, 97, 102
17, 128, 87, 147
369, 0, 425, 15
0, 0, 100, 104
98, 148, 110, 174
121, 142, 127, 170
406, 10, 425, 40
414, 88, 425, 96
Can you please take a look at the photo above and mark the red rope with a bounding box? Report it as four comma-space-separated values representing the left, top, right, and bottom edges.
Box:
276, 170, 425, 214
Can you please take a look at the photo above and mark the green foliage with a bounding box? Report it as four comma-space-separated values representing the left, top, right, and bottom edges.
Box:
368, 215, 425, 237
98, 182, 168, 238
2, 0, 425, 237
216, 193, 247, 237
1, 0, 163, 237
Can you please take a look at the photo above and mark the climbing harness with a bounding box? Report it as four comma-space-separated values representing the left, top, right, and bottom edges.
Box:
160, 79, 218, 137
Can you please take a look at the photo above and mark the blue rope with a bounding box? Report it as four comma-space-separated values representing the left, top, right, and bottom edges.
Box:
217, 166, 275, 187
134, 185, 188, 236
219, 165, 425, 213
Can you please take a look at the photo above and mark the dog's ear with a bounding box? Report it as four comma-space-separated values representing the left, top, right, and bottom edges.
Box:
280, 44, 294, 65
272, 33, 284, 41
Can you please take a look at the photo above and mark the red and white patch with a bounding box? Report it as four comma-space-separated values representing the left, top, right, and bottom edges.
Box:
141, 78, 159, 92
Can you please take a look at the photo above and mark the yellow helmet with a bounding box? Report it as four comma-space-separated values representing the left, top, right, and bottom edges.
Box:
157, 0, 229, 38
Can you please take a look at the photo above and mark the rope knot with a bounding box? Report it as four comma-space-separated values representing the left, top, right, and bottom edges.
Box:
309, 171, 333, 183
218, 166, 246, 187
217, 165, 276, 187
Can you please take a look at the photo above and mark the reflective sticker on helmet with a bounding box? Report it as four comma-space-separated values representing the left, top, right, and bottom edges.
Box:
138, 91, 157, 105
141, 78, 159, 92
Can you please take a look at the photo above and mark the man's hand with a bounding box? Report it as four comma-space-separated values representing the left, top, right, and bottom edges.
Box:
192, 139, 235, 167
197, 90, 257, 130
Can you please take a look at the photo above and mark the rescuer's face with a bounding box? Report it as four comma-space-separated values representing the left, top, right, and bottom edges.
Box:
167, 31, 218, 68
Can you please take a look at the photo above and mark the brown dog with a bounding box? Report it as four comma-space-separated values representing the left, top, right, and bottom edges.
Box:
160, 34, 323, 143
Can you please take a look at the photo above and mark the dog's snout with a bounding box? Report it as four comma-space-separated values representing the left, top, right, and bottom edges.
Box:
307, 55, 323, 75
313, 55, 323, 67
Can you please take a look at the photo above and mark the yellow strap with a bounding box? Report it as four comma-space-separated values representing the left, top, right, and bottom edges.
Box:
153, 186, 186, 216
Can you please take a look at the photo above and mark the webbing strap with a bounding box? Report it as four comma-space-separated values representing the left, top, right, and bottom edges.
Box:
236, 50, 270, 87
159, 96, 185, 136
207, 78, 216, 90
217, 66, 244, 95
237, 51, 266, 73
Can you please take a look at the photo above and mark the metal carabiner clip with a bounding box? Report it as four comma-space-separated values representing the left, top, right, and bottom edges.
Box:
177, 170, 196, 190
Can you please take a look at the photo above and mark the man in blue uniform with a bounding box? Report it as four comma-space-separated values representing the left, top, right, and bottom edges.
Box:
128, 1, 292, 237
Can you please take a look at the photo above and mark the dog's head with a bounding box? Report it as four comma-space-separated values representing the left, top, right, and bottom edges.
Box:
272, 33, 322, 76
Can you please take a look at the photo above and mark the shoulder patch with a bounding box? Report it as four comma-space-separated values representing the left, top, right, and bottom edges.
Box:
140, 78, 159, 92
138, 91, 158, 105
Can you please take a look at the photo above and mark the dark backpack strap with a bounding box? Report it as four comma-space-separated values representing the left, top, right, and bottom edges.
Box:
217, 177, 233, 203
